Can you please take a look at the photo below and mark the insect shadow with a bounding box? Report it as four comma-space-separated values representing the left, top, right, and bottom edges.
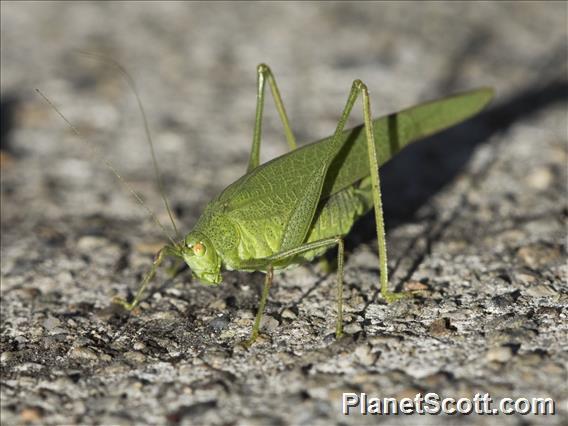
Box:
346, 78, 568, 306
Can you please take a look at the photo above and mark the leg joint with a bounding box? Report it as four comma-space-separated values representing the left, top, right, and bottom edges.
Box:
257, 63, 271, 75
352, 79, 368, 93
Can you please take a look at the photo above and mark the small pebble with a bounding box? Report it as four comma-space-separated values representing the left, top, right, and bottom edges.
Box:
515, 271, 537, 284
202, 350, 229, 369
486, 346, 513, 363
260, 315, 279, 332
525, 285, 558, 298
517, 243, 561, 269
99, 353, 112, 362
403, 280, 430, 292
20, 407, 43, 422
525, 167, 553, 190
344, 322, 362, 334
133, 341, 146, 351
43, 316, 61, 331
1, 351, 15, 363
77, 235, 110, 253
429, 318, 455, 336
123, 351, 146, 364
69, 346, 99, 361
354, 344, 375, 365
209, 315, 230, 332
281, 308, 297, 320
210, 299, 227, 311
148, 310, 178, 321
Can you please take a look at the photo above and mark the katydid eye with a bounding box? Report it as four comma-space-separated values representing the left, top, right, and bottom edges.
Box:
193, 242, 206, 257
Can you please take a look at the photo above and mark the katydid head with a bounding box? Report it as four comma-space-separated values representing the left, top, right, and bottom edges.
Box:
182, 231, 222, 285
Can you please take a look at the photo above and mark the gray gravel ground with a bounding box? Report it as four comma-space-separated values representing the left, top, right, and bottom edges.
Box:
1, 2, 567, 425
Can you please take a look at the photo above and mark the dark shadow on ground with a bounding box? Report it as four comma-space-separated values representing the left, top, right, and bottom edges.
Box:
0, 93, 20, 155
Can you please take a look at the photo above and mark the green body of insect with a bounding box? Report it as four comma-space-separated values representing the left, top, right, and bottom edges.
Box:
114, 64, 493, 345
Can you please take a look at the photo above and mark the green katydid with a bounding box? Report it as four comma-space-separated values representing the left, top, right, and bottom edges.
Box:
41, 63, 493, 346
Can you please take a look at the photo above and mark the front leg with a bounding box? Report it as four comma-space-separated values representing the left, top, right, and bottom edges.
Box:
113, 244, 181, 310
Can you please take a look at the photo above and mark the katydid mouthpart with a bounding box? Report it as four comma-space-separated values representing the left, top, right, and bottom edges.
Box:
40, 62, 493, 346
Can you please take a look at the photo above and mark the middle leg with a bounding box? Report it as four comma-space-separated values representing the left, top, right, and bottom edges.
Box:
247, 64, 297, 172
240, 236, 347, 344
244, 265, 274, 347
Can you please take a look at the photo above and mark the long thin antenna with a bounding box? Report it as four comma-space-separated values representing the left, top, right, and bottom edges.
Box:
36, 88, 178, 247
77, 50, 181, 239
